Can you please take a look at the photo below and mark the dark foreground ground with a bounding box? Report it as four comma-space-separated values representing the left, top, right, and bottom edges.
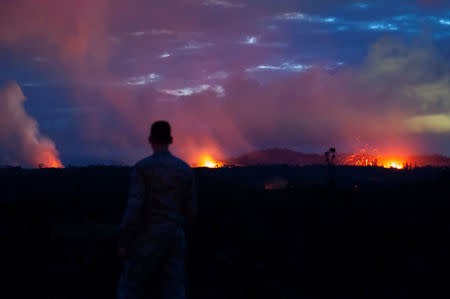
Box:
1, 165, 450, 298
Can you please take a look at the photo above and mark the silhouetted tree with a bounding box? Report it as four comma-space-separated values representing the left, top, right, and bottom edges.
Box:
325, 147, 336, 187
325, 147, 336, 165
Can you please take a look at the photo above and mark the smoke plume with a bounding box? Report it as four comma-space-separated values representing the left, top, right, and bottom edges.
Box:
0, 81, 63, 168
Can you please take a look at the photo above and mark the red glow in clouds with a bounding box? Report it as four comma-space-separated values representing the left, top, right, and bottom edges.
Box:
0, 2, 447, 166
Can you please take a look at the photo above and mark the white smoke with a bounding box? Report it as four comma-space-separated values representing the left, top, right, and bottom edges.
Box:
0, 81, 62, 167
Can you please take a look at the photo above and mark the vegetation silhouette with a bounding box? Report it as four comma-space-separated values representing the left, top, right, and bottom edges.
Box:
325, 147, 337, 187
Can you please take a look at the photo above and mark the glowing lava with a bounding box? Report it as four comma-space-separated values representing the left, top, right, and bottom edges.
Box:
381, 160, 404, 169
36, 152, 64, 168
43, 159, 64, 168
199, 155, 223, 168
342, 146, 412, 169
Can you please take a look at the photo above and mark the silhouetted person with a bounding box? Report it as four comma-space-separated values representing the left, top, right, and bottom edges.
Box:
117, 121, 197, 299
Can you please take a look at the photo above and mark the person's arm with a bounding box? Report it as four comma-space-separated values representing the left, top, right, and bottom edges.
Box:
118, 166, 146, 256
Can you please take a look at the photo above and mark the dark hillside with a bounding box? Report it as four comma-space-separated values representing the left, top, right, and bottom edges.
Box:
1, 166, 450, 298
226, 148, 450, 167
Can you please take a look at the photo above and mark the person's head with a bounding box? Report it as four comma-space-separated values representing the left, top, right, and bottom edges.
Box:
149, 120, 173, 151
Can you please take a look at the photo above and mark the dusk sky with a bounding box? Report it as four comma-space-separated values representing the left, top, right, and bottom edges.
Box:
0, 0, 450, 166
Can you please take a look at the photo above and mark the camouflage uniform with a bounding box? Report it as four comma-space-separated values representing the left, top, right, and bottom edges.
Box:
118, 150, 197, 299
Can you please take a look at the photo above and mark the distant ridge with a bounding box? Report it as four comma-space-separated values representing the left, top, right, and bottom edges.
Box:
228, 148, 324, 166
227, 148, 450, 167
410, 154, 450, 167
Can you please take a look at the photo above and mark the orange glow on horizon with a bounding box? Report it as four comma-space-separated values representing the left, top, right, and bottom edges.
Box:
343, 146, 413, 169
35, 152, 64, 168
380, 159, 404, 169
197, 155, 223, 168
345, 156, 409, 169
43, 160, 64, 168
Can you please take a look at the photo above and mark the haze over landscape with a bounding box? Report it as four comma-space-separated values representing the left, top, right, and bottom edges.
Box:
1, 0, 450, 167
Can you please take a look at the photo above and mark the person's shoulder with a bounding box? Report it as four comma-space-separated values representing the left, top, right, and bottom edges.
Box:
134, 156, 154, 169
170, 154, 192, 169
